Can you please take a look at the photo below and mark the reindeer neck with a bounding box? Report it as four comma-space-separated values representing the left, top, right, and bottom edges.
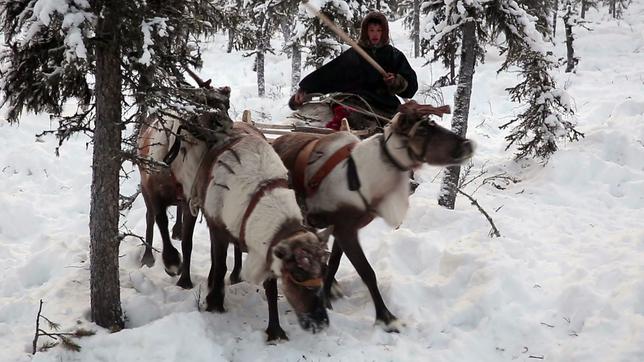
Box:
243, 188, 303, 250
380, 127, 421, 171
349, 131, 412, 227
171, 137, 209, 199
239, 188, 305, 284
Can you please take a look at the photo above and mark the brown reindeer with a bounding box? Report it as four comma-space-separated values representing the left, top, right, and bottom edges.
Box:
173, 122, 330, 341
272, 101, 474, 332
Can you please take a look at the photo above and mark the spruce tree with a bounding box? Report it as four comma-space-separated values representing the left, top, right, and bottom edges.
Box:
425, 0, 582, 209
0, 0, 228, 329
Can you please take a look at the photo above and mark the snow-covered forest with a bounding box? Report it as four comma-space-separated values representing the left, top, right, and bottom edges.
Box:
1, 0, 643, 361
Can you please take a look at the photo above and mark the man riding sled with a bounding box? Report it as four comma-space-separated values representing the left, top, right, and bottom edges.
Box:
289, 11, 419, 133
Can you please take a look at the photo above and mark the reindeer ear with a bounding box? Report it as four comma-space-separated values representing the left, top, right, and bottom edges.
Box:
273, 243, 291, 260
316, 226, 334, 246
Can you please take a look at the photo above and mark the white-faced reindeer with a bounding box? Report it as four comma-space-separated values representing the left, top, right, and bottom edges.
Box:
272, 101, 474, 332
139, 97, 330, 340
171, 121, 330, 341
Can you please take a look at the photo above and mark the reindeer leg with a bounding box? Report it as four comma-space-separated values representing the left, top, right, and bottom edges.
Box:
156, 209, 182, 276
229, 245, 243, 285
263, 278, 288, 342
322, 240, 344, 309
205, 228, 228, 313
171, 204, 183, 240
176, 202, 197, 289
334, 226, 399, 332
141, 208, 156, 268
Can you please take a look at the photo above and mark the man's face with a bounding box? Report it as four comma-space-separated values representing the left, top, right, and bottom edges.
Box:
367, 23, 383, 46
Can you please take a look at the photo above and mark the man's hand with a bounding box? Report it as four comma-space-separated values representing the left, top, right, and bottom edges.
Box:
288, 88, 308, 110
384, 73, 408, 94
383, 72, 396, 86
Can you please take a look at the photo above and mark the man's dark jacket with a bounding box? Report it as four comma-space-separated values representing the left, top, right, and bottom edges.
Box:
297, 12, 418, 116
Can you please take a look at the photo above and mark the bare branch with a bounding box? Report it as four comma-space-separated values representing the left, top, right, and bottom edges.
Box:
457, 189, 501, 238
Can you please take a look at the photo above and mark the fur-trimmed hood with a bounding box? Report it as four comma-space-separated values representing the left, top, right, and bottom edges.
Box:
358, 11, 390, 47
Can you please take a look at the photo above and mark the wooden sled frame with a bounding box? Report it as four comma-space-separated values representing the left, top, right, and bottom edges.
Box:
240, 110, 371, 139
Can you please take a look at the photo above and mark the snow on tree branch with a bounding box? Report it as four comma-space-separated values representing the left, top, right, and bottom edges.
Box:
22, 0, 94, 61
138, 17, 169, 66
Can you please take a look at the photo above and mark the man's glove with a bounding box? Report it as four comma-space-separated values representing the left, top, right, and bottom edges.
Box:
384, 73, 408, 95
288, 88, 309, 110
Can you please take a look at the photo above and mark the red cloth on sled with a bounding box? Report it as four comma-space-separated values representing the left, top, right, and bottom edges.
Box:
326, 104, 351, 130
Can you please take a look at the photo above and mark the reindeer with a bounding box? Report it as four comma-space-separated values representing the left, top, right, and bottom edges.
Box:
165, 120, 330, 341
271, 101, 474, 332
137, 70, 233, 285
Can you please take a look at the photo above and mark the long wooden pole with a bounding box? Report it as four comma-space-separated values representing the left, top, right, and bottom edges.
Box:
302, 0, 387, 77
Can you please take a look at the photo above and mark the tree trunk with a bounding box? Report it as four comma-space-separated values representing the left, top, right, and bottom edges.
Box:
291, 43, 301, 94
564, 5, 575, 73
257, 30, 266, 97
227, 28, 234, 53
413, 0, 421, 58
449, 48, 456, 85
91, 1, 124, 330
552, 0, 559, 39
438, 21, 476, 210
581, 0, 587, 18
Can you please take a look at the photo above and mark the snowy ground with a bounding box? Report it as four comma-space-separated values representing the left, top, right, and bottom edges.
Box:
1, 5, 643, 362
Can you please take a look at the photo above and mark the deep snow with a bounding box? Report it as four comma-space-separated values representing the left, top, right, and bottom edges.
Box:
1, 4, 643, 362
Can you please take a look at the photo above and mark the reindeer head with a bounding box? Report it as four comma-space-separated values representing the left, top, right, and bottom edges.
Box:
272, 230, 329, 333
183, 67, 232, 111
388, 101, 474, 166
182, 111, 233, 146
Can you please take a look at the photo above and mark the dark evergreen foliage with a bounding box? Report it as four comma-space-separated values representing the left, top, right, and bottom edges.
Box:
294, 0, 355, 68
1, 0, 228, 150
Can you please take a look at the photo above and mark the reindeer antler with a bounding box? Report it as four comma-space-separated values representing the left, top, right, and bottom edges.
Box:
399, 100, 451, 118
184, 66, 213, 89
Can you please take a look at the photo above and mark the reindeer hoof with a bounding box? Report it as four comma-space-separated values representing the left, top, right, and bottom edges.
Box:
329, 280, 344, 300
229, 274, 243, 285
171, 225, 183, 240
266, 328, 289, 343
376, 318, 404, 333
205, 304, 226, 313
176, 276, 193, 289
162, 250, 182, 276
164, 264, 181, 277
140, 253, 155, 268
205, 294, 226, 313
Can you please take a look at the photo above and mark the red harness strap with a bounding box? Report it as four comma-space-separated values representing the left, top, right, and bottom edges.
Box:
238, 178, 289, 250
293, 139, 319, 197
308, 142, 357, 195
294, 140, 358, 197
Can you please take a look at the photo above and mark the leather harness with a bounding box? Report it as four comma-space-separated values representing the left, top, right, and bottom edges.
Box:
238, 178, 289, 251
293, 139, 358, 198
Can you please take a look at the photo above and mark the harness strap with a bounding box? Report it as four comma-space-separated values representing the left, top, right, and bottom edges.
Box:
303, 142, 357, 197
238, 178, 290, 250
380, 130, 421, 171
283, 269, 323, 288
163, 125, 185, 165
293, 139, 319, 196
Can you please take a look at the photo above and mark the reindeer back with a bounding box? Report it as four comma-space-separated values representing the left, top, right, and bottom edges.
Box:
272, 132, 323, 170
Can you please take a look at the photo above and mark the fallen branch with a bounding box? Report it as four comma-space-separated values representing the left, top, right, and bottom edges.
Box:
457, 189, 501, 237
32, 300, 95, 354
